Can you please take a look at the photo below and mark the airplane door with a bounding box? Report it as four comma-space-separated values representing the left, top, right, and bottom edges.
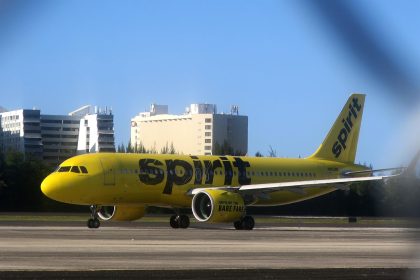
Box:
100, 158, 115, 186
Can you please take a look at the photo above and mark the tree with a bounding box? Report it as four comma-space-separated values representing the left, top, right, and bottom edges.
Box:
160, 142, 169, 154
268, 145, 277, 157
169, 142, 176, 154
213, 140, 244, 156
255, 151, 263, 157
126, 140, 133, 153
117, 143, 126, 153
137, 142, 147, 153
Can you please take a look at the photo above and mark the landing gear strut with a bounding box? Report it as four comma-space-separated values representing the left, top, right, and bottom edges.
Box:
234, 216, 255, 230
87, 205, 100, 229
170, 214, 190, 229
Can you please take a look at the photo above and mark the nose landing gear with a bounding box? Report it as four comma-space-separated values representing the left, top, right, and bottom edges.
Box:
87, 205, 101, 229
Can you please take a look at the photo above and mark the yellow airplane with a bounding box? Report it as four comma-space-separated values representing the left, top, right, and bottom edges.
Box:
41, 94, 394, 230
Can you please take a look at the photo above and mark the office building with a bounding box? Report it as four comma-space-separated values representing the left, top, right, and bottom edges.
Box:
130, 103, 248, 155
0, 105, 115, 165
0, 109, 43, 158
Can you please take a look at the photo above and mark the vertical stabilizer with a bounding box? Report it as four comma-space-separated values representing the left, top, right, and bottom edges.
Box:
309, 94, 365, 163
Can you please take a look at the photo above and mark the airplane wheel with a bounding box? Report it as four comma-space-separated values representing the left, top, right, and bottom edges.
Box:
234, 220, 243, 230
170, 215, 180, 229
87, 218, 94, 228
92, 218, 100, 228
242, 216, 255, 230
179, 215, 190, 229
87, 218, 100, 229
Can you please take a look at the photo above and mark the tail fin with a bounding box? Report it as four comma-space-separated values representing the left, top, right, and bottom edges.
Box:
309, 93, 366, 163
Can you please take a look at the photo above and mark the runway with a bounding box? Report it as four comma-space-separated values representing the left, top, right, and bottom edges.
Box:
0, 221, 419, 279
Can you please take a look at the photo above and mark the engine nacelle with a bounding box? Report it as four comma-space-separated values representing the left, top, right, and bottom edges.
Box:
192, 189, 245, 223
97, 205, 146, 221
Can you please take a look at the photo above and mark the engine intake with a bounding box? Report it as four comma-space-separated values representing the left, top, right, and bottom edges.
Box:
192, 190, 245, 223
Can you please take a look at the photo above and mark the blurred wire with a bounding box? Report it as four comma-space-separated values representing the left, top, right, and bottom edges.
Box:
306, 0, 419, 104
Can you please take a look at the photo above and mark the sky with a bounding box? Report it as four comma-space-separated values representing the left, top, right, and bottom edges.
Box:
0, 0, 419, 168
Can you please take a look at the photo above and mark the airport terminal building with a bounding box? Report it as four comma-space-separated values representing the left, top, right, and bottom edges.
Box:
130, 103, 248, 155
0, 105, 115, 166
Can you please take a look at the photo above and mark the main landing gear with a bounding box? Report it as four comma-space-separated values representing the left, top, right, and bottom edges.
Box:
169, 214, 190, 229
234, 216, 255, 230
87, 205, 100, 229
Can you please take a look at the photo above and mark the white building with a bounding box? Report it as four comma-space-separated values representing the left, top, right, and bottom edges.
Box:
0, 105, 115, 166
130, 103, 248, 155
73, 106, 115, 154
0, 109, 43, 158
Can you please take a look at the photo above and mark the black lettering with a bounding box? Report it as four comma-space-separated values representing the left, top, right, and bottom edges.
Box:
338, 128, 348, 149
191, 156, 203, 185
163, 160, 193, 194
349, 104, 358, 119
139, 159, 164, 185
232, 157, 251, 185
220, 157, 233, 185
204, 159, 222, 184
342, 119, 351, 133
352, 98, 362, 111
346, 111, 353, 128
332, 141, 342, 158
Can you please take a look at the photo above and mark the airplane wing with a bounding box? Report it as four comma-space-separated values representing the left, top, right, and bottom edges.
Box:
188, 175, 391, 196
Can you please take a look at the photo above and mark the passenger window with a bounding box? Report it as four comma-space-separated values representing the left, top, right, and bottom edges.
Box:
58, 166, 71, 172
71, 166, 80, 173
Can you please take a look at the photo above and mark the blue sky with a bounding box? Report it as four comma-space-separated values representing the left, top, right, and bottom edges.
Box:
0, 0, 419, 168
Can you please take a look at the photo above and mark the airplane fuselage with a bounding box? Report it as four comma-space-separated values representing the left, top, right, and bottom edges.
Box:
42, 152, 366, 208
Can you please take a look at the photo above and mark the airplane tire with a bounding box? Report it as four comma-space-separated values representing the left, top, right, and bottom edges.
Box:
242, 216, 255, 230
170, 215, 180, 229
87, 218, 94, 228
88, 218, 100, 229
234, 220, 243, 230
179, 215, 190, 229
92, 218, 100, 228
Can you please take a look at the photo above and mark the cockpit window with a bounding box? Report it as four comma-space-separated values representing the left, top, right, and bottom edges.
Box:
58, 166, 71, 172
80, 166, 88, 174
71, 166, 80, 173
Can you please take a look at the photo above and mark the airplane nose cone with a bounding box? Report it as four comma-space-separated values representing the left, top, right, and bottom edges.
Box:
41, 174, 64, 202
41, 175, 54, 198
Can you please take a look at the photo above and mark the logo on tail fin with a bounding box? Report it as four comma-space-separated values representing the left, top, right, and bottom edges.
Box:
332, 97, 362, 158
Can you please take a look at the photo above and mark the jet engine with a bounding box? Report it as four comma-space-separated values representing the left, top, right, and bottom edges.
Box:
97, 205, 146, 221
192, 189, 245, 223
